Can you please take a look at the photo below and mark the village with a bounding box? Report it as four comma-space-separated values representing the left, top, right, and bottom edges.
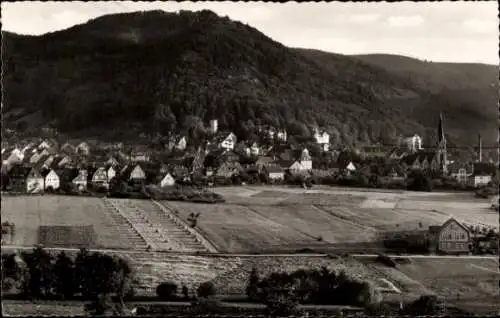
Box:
1, 115, 498, 195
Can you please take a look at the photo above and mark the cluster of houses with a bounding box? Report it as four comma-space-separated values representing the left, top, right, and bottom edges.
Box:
1, 116, 497, 193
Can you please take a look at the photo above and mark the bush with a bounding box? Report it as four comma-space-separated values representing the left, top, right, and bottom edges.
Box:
156, 282, 178, 300
376, 254, 397, 267
403, 295, 446, 315
191, 297, 225, 314
197, 281, 216, 298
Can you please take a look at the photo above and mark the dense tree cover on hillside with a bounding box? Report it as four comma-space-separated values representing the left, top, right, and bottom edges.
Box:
2, 10, 497, 145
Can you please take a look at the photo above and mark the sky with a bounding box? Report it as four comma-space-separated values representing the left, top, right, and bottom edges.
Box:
2, 1, 498, 65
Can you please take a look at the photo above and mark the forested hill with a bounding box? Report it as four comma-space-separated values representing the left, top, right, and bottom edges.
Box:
2, 10, 497, 146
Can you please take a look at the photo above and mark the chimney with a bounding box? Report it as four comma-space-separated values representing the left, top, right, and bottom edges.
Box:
478, 134, 482, 163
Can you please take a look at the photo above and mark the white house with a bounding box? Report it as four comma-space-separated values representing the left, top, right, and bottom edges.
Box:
175, 136, 187, 151
244, 142, 261, 157
404, 134, 423, 152
313, 128, 330, 151
7, 148, 24, 165
106, 166, 116, 182
469, 173, 492, 188
159, 173, 176, 187
76, 142, 90, 156
299, 148, 312, 170
38, 140, 52, 150
277, 129, 288, 142
219, 133, 237, 150
72, 169, 88, 191
44, 169, 60, 190
346, 161, 356, 172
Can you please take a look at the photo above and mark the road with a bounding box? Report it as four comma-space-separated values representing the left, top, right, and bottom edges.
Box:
1, 245, 497, 260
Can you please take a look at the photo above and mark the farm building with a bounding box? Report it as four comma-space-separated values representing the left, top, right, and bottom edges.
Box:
428, 218, 471, 254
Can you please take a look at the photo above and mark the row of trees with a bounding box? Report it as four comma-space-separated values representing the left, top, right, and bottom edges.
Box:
2, 247, 135, 315
245, 266, 381, 316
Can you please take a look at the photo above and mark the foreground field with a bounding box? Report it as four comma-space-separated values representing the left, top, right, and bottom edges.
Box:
361, 256, 499, 314
1, 195, 147, 249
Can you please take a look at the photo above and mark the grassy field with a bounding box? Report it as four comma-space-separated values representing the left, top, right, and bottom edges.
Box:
162, 186, 496, 253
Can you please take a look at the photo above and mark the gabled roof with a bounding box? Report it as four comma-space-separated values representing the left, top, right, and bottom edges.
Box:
273, 159, 295, 169
439, 218, 471, 235
264, 165, 285, 173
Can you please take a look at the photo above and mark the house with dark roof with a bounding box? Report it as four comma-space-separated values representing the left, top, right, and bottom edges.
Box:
8, 165, 44, 193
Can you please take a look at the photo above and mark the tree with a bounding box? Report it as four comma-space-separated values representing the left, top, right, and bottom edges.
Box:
54, 251, 75, 300
403, 295, 446, 315
246, 266, 260, 301
197, 281, 216, 298
20, 246, 56, 299
156, 282, 178, 300
2, 253, 29, 292
182, 285, 190, 300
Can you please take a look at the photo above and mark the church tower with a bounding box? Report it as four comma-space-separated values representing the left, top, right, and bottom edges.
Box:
436, 112, 448, 173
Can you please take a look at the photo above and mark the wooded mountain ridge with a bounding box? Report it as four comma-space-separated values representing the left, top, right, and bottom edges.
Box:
2, 10, 497, 147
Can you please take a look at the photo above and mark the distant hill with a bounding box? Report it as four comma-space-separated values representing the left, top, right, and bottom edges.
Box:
2, 10, 497, 146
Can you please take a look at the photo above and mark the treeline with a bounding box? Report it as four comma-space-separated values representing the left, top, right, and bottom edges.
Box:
2, 247, 135, 315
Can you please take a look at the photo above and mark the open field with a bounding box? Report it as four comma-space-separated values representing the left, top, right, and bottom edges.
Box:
1, 195, 147, 249
163, 201, 323, 252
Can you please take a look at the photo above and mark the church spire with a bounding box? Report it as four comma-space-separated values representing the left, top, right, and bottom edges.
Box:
438, 112, 445, 145
437, 112, 447, 174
